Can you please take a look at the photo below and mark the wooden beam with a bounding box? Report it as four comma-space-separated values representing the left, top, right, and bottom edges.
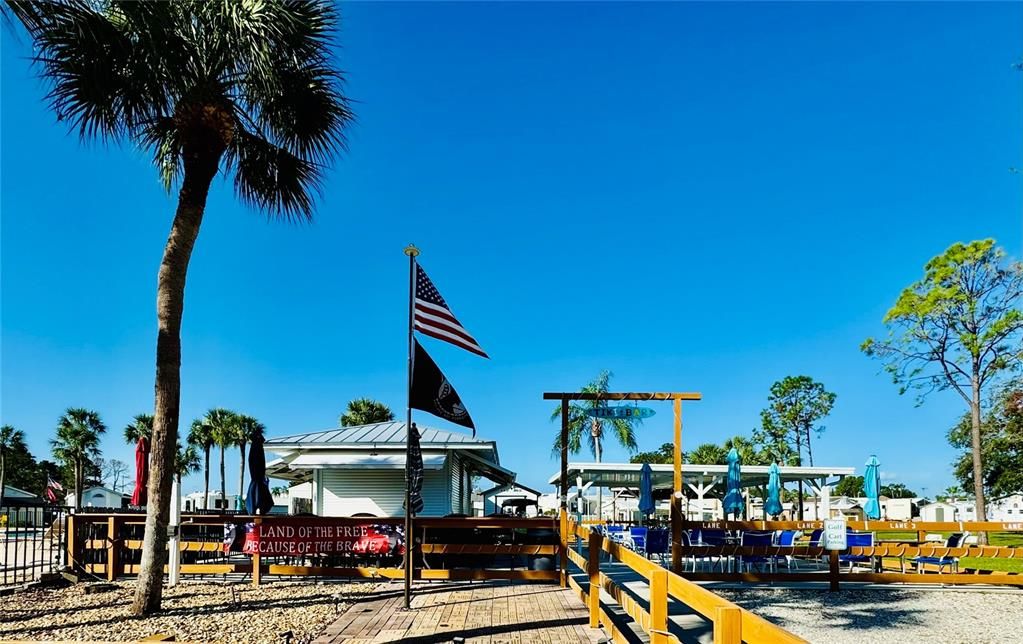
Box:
418, 568, 559, 581
649, 569, 669, 644
671, 396, 682, 575
560, 399, 569, 588
713, 606, 742, 644
543, 392, 702, 401
106, 517, 119, 583
420, 544, 558, 555
587, 531, 601, 628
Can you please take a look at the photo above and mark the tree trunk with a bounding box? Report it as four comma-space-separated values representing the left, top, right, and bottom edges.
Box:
75, 460, 82, 509
805, 428, 814, 467
219, 444, 226, 510
203, 449, 210, 510
795, 431, 804, 520
0, 452, 6, 511
969, 377, 988, 545
131, 138, 222, 616
239, 443, 246, 505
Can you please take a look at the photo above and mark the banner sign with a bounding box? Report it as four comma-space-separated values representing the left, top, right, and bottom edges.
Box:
823, 519, 848, 550
226, 522, 405, 556
586, 406, 656, 420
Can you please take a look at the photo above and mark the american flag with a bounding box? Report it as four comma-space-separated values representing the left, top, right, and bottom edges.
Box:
46, 476, 63, 503
414, 264, 489, 358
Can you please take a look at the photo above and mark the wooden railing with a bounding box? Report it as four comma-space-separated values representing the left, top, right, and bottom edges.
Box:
67, 513, 561, 586
567, 522, 806, 644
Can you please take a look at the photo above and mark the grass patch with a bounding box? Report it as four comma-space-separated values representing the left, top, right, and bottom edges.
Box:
874, 531, 1023, 573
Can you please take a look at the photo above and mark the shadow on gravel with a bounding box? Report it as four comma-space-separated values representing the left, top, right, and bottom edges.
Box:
717, 588, 924, 631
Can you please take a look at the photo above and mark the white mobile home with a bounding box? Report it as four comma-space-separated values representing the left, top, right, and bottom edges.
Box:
918, 501, 958, 522
67, 486, 129, 510
265, 422, 516, 518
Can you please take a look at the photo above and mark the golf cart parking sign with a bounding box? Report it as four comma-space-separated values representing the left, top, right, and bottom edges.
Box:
823, 519, 847, 550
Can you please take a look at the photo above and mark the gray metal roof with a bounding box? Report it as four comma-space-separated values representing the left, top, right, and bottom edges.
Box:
265, 421, 488, 448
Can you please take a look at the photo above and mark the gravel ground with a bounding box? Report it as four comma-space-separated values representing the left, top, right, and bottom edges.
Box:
716, 586, 1023, 644
0, 580, 374, 643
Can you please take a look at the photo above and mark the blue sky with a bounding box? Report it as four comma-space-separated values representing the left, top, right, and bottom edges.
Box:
2, 2, 1021, 500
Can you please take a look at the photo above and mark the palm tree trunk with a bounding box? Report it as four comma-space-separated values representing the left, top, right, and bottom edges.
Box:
238, 443, 246, 505
203, 448, 210, 510
219, 444, 226, 510
795, 431, 804, 520
132, 140, 222, 616
75, 460, 82, 509
0, 452, 6, 511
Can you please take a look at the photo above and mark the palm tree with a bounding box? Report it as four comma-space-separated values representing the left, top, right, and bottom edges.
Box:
551, 371, 640, 518
173, 441, 200, 493
124, 414, 154, 445
1, 425, 26, 510
186, 418, 214, 511
7, 1, 352, 615
234, 415, 265, 505
51, 408, 106, 508
685, 443, 728, 465
340, 398, 395, 427
205, 409, 238, 511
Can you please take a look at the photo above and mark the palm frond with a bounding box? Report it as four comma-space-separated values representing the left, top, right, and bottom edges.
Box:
228, 128, 320, 220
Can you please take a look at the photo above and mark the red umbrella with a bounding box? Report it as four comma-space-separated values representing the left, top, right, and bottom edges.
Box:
131, 436, 150, 507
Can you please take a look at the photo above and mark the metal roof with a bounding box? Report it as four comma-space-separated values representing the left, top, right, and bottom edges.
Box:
265, 421, 489, 449
549, 462, 855, 489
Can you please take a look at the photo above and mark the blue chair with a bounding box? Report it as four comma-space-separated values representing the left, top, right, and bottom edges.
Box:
646, 528, 669, 564
776, 530, 800, 571
607, 525, 626, 543
912, 533, 965, 574
805, 528, 825, 565
628, 526, 648, 553
698, 528, 730, 570
839, 532, 875, 571
739, 531, 775, 572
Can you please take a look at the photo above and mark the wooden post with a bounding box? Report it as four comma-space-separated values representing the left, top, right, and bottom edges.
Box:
65, 513, 77, 571
252, 516, 262, 587
587, 530, 601, 628
671, 397, 683, 575
650, 569, 669, 644
713, 606, 742, 644
828, 549, 839, 592
106, 516, 119, 582
559, 399, 569, 588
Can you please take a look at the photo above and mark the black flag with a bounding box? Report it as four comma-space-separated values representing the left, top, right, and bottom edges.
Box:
411, 339, 476, 434
404, 422, 425, 515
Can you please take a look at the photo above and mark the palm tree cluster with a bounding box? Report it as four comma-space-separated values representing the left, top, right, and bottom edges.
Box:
51, 408, 107, 508
340, 398, 395, 427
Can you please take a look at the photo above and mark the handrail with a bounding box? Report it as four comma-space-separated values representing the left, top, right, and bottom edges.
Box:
686, 519, 1023, 532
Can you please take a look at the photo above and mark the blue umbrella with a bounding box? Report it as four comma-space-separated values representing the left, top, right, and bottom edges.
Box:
764, 463, 783, 517
245, 430, 275, 515
863, 455, 881, 519
638, 463, 655, 517
723, 448, 744, 518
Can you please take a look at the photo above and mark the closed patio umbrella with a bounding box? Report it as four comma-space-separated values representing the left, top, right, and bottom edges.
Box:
863, 455, 881, 519
764, 463, 782, 517
130, 436, 149, 507
245, 430, 274, 515
723, 447, 744, 518
638, 463, 655, 518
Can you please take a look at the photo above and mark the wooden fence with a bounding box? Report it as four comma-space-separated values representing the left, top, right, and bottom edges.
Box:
566, 522, 806, 644
66, 513, 560, 586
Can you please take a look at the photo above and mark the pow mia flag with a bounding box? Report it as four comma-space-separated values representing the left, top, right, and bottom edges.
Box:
410, 339, 476, 435
404, 422, 425, 515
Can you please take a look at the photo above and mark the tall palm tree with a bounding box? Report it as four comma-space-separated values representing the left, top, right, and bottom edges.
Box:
685, 443, 728, 465
204, 409, 238, 511
124, 414, 154, 445
234, 415, 265, 505
186, 418, 214, 511
1, 425, 26, 510
7, 1, 352, 615
173, 441, 200, 493
550, 371, 640, 519
339, 398, 395, 427
51, 408, 106, 508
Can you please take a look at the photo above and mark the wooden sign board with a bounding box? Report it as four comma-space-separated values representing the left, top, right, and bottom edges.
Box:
586, 406, 656, 420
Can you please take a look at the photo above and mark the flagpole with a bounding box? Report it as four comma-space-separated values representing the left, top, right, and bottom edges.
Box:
403, 243, 419, 610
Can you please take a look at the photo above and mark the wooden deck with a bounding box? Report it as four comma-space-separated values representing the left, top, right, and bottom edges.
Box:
315, 581, 605, 643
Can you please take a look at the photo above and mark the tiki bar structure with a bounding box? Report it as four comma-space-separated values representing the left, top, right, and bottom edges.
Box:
46, 390, 1023, 643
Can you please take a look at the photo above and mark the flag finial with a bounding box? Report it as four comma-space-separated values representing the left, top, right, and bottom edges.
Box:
404, 244, 419, 257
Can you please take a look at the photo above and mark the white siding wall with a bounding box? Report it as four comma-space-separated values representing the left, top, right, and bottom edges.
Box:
449, 454, 463, 515
321, 468, 450, 517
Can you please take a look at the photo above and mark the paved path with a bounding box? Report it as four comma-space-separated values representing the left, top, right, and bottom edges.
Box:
315, 580, 605, 643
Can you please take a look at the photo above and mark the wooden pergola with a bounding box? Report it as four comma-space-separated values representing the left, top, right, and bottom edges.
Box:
543, 391, 702, 579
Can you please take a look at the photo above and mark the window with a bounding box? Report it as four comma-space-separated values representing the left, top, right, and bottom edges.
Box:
215, 499, 225, 509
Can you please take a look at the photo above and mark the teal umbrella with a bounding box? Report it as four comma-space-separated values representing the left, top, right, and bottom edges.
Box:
723, 448, 744, 518
764, 463, 782, 517
863, 455, 881, 519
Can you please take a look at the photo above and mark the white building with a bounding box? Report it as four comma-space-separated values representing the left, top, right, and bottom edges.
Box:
989, 494, 1023, 522
182, 491, 242, 512
2, 485, 45, 526
918, 501, 958, 522
265, 422, 516, 517
67, 486, 128, 510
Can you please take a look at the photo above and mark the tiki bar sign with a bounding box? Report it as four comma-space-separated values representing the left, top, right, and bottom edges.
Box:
238, 523, 404, 556
586, 406, 656, 420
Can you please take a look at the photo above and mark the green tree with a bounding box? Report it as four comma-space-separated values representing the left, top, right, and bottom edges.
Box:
200, 408, 238, 511
948, 379, 1023, 503
630, 443, 674, 464
685, 443, 728, 465
551, 371, 640, 517
51, 408, 106, 508
1, 425, 27, 508
234, 415, 265, 504
755, 375, 837, 519
833, 475, 864, 498
6, 0, 353, 615
340, 398, 395, 427
880, 482, 916, 499
186, 418, 214, 511
124, 414, 154, 445
863, 240, 1023, 537
173, 441, 200, 493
